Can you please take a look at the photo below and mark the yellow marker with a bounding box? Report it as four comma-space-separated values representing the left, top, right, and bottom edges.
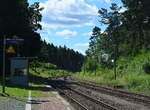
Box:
7, 45, 15, 54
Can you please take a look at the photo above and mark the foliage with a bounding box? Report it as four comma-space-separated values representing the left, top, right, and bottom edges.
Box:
142, 61, 150, 74
0, 1, 43, 56
0, 0, 43, 75
76, 51, 150, 94
82, 58, 98, 72
30, 61, 71, 78
84, 1, 150, 70
86, 26, 101, 58
39, 40, 85, 72
30, 61, 57, 70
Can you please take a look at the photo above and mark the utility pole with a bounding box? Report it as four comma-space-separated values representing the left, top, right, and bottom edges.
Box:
95, 58, 96, 75
94, 45, 97, 76
83, 62, 85, 74
2, 36, 6, 93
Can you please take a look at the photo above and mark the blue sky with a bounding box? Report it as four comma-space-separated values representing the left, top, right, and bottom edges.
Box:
28, 0, 123, 55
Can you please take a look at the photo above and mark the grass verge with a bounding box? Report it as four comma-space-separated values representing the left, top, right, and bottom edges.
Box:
0, 82, 56, 98
74, 51, 150, 95
0, 62, 70, 98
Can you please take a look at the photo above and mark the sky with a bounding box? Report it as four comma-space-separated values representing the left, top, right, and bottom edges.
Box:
28, 0, 123, 55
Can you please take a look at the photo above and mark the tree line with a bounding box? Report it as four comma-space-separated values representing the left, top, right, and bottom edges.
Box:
0, 0, 43, 75
0, 0, 43, 56
85, 0, 150, 70
39, 40, 84, 72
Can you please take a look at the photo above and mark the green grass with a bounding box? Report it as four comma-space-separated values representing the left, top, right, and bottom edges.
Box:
28, 83, 56, 98
0, 82, 56, 98
30, 62, 71, 78
0, 62, 71, 98
0, 85, 28, 97
74, 50, 150, 94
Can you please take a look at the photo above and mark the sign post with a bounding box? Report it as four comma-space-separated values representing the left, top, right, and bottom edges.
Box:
2, 36, 6, 93
2, 37, 24, 93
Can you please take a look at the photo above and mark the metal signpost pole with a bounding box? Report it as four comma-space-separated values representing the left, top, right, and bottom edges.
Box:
2, 36, 6, 93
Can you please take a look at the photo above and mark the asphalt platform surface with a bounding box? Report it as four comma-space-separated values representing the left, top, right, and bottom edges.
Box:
0, 96, 26, 110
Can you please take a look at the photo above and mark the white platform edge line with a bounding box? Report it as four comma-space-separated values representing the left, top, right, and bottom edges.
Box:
25, 91, 31, 110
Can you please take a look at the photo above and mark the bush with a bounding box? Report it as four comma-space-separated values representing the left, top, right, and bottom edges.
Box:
143, 61, 150, 74
82, 58, 98, 72
103, 72, 114, 80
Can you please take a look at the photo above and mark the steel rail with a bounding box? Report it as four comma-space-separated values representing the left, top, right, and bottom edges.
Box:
51, 81, 118, 110
51, 84, 89, 110
73, 80, 150, 105
72, 77, 150, 99
68, 87, 118, 110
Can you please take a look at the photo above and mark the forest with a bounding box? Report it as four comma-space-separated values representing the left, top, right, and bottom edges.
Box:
39, 40, 84, 72
85, 0, 150, 70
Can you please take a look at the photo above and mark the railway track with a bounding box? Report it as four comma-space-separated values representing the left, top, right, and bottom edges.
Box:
56, 87, 89, 110
50, 80, 118, 110
70, 78, 150, 106
68, 87, 118, 110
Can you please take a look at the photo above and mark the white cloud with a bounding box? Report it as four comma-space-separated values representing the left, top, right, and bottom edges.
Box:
40, 0, 98, 29
75, 43, 89, 47
119, 8, 127, 13
56, 30, 77, 36
90, 0, 112, 4
101, 30, 104, 33
75, 49, 85, 55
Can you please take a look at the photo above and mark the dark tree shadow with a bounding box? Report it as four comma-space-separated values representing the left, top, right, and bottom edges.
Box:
0, 73, 57, 95
29, 73, 48, 85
